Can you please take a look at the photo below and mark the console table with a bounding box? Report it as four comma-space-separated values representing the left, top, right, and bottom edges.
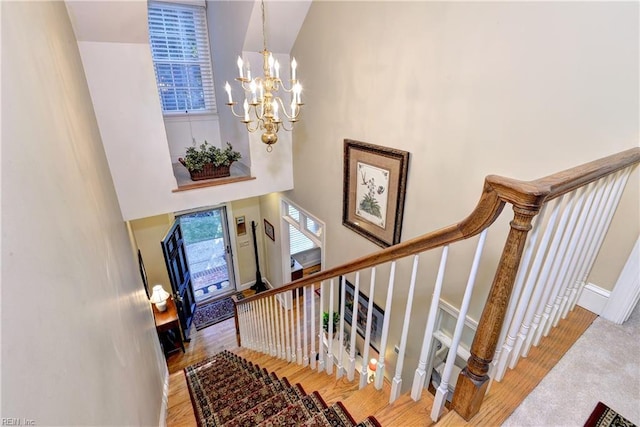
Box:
152, 297, 185, 356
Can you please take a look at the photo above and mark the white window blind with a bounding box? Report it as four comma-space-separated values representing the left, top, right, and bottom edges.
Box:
289, 224, 315, 255
148, 2, 216, 113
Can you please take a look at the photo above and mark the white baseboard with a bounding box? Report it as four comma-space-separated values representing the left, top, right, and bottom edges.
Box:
159, 366, 169, 427
239, 278, 273, 291
577, 282, 610, 315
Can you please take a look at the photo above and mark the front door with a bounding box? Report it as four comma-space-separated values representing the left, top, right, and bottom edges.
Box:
161, 220, 195, 339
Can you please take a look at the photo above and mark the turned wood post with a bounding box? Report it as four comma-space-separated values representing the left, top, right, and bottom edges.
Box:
232, 297, 242, 347
451, 205, 539, 420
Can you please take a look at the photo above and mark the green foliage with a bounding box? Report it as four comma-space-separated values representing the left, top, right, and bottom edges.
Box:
322, 312, 340, 334
182, 141, 242, 172
180, 211, 223, 244
359, 194, 382, 218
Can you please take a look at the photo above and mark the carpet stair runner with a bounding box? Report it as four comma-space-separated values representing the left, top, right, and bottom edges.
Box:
186, 350, 381, 427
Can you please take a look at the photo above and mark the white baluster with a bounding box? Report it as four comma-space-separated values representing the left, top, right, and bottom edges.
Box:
555, 180, 606, 324
565, 177, 612, 316
432, 230, 487, 422
318, 281, 325, 372
303, 286, 310, 366
509, 197, 565, 366
326, 279, 335, 375
412, 246, 449, 400
296, 289, 302, 364
267, 295, 278, 357
493, 203, 550, 381
271, 296, 280, 357
348, 272, 361, 382
278, 297, 286, 359
569, 169, 631, 313
359, 268, 376, 389
310, 283, 317, 369
390, 255, 420, 402
336, 277, 347, 379
524, 194, 571, 348
539, 185, 591, 332
375, 262, 396, 391
290, 293, 296, 361
256, 299, 265, 353
284, 294, 291, 361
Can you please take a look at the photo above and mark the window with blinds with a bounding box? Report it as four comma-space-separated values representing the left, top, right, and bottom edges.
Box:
283, 201, 323, 255
148, 2, 216, 114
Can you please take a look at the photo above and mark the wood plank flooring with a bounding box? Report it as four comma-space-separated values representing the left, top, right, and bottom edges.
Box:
166, 303, 596, 426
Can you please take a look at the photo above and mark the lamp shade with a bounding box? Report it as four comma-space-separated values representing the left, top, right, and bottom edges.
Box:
150, 284, 170, 311
368, 358, 378, 372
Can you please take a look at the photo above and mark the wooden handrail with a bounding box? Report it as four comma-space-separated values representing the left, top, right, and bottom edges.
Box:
234, 147, 639, 307
232, 147, 639, 420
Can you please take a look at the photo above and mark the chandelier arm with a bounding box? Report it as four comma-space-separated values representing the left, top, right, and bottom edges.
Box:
227, 103, 246, 119
274, 97, 299, 121
280, 120, 294, 132
246, 120, 260, 133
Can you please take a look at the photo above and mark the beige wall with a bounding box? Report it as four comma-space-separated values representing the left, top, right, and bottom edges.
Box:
285, 1, 639, 384
1, 2, 165, 424
230, 197, 268, 288
130, 214, 174, 293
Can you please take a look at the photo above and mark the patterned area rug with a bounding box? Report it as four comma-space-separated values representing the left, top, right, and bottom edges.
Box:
584, 402, 637, 427
185, 350, 381, 427
193, 290, 255, 331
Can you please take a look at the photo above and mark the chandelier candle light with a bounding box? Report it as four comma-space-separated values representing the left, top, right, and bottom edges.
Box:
224, 0, 303, 151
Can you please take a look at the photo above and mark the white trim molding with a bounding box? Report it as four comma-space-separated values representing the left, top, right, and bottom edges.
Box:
577, 283, 611, 315
159, 364, 170, 427
601, 236, 640, 324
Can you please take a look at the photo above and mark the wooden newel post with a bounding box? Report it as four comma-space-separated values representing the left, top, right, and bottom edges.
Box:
451, 206, 539, 420
232, 297, 242, 347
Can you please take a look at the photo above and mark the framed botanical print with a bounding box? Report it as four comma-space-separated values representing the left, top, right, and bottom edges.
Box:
343, 139, 410, 247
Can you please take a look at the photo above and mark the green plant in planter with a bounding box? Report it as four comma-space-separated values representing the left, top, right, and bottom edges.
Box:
181, 141, 241, 172
322, 312, 340, 334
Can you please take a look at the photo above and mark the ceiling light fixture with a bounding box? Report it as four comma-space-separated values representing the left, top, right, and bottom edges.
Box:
224, 0, 303, 152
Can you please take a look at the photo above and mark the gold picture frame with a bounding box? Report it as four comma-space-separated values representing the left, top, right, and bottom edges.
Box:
342, 139, 410, 247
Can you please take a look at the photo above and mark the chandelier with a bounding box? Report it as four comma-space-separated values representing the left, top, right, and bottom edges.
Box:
224, 0, 303, 152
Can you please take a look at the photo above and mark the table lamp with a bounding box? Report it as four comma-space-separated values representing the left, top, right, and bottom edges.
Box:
150, 284, 171, 312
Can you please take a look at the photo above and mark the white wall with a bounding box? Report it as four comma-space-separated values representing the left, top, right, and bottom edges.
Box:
283, 1, 639, 386
1, 2, 166, 424
164, 114, 224, 164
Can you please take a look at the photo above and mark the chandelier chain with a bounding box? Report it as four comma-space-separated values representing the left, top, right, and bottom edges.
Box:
261, 0, 267, 53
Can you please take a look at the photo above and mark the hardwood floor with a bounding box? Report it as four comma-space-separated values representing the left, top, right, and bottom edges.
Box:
166, 303, 596, 426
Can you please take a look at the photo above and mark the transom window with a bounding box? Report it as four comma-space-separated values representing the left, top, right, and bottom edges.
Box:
148, 1, 216, 114
283, 201, 323, 255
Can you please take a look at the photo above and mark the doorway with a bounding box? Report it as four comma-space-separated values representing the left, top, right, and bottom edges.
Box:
179, 207, 236, 303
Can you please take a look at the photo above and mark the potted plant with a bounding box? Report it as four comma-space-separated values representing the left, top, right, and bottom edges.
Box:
179, 141, 242, 181
322, 312, 340, 335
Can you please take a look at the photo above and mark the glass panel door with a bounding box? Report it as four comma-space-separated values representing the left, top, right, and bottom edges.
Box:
178, 207, 236, 303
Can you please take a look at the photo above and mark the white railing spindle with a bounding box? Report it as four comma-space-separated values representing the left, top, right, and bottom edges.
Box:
411, 246, 449, 400
432, 230, 487, 422
310, 283, 317, 369
390, 255, 420, 402
348, 272, 360, 382
326, 279, 335, 374
303, 285, 310, 366
318, 281, 325, 372
336, 276, 347, 379
359, 268, 376, 389
374, 262, 396, 390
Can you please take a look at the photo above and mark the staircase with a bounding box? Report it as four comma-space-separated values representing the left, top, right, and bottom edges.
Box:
185, 350, 380, 426
230, 148, 639, 423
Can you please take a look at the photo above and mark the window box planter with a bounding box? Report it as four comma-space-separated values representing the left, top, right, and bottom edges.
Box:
178, 159, 231, 181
